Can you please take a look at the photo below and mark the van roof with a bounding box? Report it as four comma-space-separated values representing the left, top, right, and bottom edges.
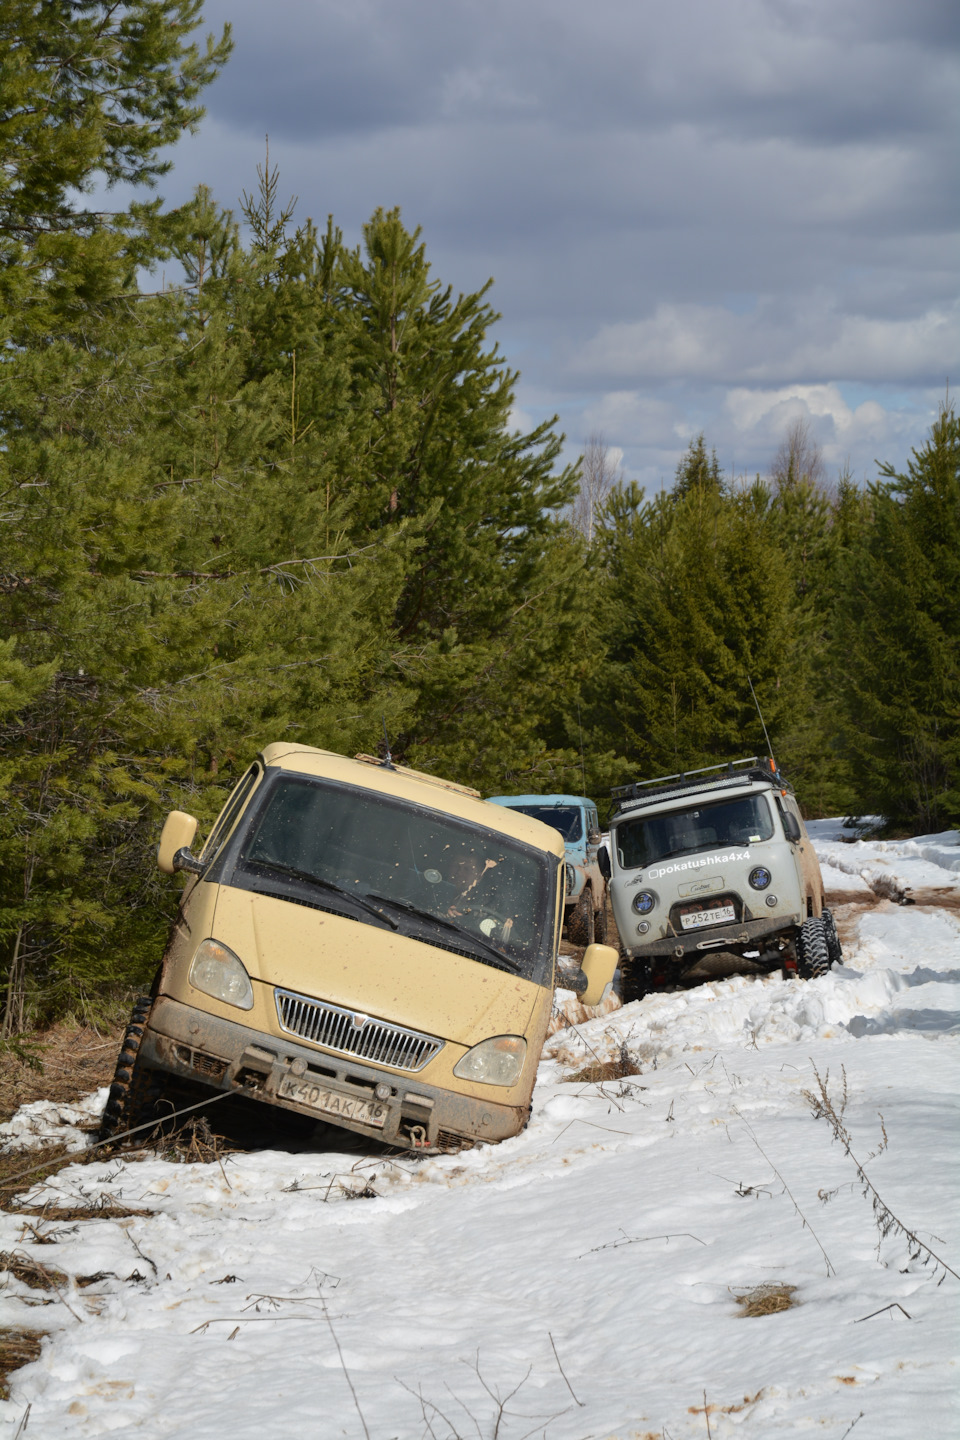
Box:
611, 764, 793, 822
257, 744, 566, 859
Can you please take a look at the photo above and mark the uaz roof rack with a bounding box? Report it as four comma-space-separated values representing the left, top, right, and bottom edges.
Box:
610, 756, 790, 815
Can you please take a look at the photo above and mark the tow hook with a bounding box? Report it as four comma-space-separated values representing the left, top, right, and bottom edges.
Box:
408, 1124, 428, 1147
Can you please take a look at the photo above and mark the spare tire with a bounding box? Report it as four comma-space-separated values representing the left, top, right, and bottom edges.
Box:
796, 917, 831, 979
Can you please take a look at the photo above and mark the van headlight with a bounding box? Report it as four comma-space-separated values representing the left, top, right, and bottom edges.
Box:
454, 1036, 526, 1087
189, 939, 254, 1010
632, 890, 657, 914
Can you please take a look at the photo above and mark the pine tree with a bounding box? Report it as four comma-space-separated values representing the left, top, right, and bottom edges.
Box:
0, 0, 231, 334
591, 470, 802, 779
840, 405, 960, 829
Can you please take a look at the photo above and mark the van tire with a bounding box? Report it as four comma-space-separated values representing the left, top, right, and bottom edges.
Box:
99, 997, 162, 1143
567, 887, 595, 946
822, 907, 843, 967
620, 958, 647, 1003
593, 901, 607, 944
796, 918, 831, 979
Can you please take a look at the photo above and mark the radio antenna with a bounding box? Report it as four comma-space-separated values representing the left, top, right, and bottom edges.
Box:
577, 701, 588, 798
380, 715, 395, 770
747, 676, 774, 762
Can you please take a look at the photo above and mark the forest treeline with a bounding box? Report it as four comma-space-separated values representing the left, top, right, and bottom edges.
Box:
1, 1, 958, 1026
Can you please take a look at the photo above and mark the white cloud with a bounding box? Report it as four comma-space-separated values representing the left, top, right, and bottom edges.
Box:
576, 301, 959, 386
507, 403, 536, 435
722, 383, 924, 472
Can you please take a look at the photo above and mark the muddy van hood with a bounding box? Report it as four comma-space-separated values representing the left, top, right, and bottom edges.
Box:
213, 886, 540, 1047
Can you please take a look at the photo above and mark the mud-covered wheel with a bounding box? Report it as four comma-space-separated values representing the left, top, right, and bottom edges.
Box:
796, 917, 831, 979
822, 907, 843, 968
593, 897, 608, 944
567, 887, 595, 946
619, 956, 648, 1004
99, 996, 162, 1143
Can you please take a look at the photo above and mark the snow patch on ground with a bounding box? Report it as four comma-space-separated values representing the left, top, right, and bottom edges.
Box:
0, 1089, 108, 1154
813, 827, 960, 901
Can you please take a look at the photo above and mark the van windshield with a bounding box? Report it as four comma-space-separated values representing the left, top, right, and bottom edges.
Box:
616, 792, 774, 870
229, 775, 555, 983
507, 805, 583, 843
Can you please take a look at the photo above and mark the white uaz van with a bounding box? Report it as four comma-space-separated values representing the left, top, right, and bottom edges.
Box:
598, 757, 841, 998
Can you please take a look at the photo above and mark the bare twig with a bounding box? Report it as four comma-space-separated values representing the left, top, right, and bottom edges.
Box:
702, 1389, 713, 1439
322, 1295, 370, 1440
549, 1118, 632, 1145
855, 1302, 912, 1323
803, 1063, 958, 1283
548, 1331, 585, 1407
190, 1315, 319, 1333
123, 1228, 157, 1277
733, 1108, 836, 1276
840, 1412, 865, 1439
579, 1228, 705, 1259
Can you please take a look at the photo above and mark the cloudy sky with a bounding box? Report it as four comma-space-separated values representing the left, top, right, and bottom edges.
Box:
159, 0, 958, 490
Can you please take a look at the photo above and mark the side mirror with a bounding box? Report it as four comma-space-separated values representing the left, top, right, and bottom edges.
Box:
158, 811, 200, 875
587, 826, 601, 846
597, 844, 611, 880
578, 942, 619, 1006
781, 811, 801, 844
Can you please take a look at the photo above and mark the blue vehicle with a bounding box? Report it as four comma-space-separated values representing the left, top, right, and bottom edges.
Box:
486, 794, 607, 945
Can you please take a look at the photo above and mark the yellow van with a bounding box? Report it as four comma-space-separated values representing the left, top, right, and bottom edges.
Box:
100, 745, 617, 1153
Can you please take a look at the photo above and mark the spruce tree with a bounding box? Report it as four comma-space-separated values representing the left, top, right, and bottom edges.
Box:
840, 405, 960, 829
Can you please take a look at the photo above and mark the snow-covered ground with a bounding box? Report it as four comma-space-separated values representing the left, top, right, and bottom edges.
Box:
1, 830, 958, 1438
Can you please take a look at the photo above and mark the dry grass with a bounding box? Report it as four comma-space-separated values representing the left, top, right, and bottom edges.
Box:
0, 1251, 68, 1293
0, 1021, 126, 1207
564, 1052, 642, 1083
0, 1328, 43, 1400
733, 1283, 798, 1317
0, 1022, 121, 1124
10, 1199, 156, 1221
0, 1142, 114, 1208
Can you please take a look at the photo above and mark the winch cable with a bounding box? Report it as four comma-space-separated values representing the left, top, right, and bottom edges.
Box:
0, 1088, 234, 1194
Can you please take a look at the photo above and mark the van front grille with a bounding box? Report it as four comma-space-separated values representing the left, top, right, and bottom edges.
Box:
274, 989, 444, 1073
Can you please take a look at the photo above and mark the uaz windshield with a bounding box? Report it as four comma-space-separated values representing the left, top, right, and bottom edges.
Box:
227, 775, 554, 982
508, 805, 583, 843
616, 792, 774, 870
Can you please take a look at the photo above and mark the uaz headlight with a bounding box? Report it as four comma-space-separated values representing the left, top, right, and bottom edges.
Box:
632, 889, 657, 915
749, 866, 772, 890
453, 1035, 526, 1087
189, 939, 254, 1010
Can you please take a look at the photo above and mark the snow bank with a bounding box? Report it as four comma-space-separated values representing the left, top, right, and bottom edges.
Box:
813, 826, 960, 901
0, 830, 956, 1439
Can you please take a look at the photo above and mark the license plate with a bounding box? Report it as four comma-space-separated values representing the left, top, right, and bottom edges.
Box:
278, 1075, 387, 1127
680, 903, 736, 931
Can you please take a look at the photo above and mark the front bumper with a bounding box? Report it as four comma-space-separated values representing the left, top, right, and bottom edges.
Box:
625, 913, 801, 960
141, 995, 529, 1153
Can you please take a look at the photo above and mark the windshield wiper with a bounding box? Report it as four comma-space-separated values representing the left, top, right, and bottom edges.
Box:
364, 892, 522, 973
247, 861, 399, 931
649, 846, 709, 864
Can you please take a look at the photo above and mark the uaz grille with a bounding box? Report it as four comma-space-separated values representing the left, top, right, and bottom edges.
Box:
275, 989, 444, 1073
